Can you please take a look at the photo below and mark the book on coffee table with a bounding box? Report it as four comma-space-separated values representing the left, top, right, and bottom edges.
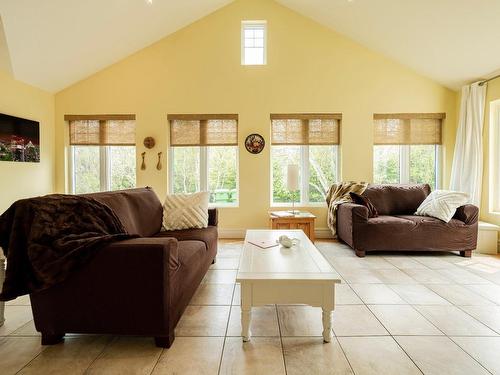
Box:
248, 239, 278, 249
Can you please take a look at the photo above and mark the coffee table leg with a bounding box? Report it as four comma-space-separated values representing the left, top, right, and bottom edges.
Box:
241, 283, 252, 342
322, 308, 333, 342
322, 284, 335, 343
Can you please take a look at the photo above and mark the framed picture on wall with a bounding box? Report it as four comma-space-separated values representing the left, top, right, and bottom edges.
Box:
0, 113, 40, 163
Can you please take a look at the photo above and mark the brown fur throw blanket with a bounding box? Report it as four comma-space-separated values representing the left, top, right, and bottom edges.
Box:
326, 182, 368, 238
0, 194, 135, 301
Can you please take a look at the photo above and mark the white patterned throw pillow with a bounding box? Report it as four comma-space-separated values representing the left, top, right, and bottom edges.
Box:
415, 190, 469, 223
162, 192, 209, 231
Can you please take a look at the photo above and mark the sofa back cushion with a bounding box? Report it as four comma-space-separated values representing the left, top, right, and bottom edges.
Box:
362, 184, 431, 215
84, 187, 163, 237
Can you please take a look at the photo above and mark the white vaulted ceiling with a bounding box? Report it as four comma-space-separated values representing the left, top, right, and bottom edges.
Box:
1, 0, 500, 92
0, 0, 232, 92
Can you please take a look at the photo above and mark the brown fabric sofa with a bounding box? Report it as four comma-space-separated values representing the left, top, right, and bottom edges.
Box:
337, 184, 478, 257
29, 187, 217, 348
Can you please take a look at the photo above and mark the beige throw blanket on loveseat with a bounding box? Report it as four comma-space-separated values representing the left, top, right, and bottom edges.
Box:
326, 181, 369, 238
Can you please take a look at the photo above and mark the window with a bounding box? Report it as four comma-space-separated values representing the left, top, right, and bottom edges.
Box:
373, 113, 444, 189
489, 100, 500, 212
271, 114, 341, 205
241, 21, 266, 65
168, 114, 239, 206
67, 115, 136, 194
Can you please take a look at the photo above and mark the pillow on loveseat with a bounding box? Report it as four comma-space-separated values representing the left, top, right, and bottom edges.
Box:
415, 190, 469, 223
163, 192, 209, 231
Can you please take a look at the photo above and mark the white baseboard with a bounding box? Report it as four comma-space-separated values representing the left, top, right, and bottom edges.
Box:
218, 228, 334, 239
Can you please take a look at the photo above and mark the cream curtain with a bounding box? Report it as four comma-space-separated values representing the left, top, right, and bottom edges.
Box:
450, 82, 487, 206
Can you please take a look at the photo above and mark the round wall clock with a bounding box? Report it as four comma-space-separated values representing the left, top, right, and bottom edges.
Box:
245, 133, 265, 154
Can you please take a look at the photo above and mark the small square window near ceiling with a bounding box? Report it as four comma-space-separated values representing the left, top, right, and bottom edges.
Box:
241, 20, 267, 65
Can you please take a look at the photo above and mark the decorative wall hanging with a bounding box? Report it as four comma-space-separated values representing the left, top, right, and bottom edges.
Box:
0, 113, 40, 162
143, 137, 156, 149
156, 152, 163, 170
141, 152, 146, 170
245, 133, 265, 154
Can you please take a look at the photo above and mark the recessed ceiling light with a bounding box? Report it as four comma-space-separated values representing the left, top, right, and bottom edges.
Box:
146, 0, 153, 4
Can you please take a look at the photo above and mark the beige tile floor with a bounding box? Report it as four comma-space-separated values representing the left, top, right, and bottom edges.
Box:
1, 239, 500, 374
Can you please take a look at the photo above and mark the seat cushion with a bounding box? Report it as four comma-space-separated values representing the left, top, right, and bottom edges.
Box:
155, 226, 218, 252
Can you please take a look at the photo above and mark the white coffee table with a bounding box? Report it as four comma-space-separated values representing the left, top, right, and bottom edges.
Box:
236, 229, 341, 343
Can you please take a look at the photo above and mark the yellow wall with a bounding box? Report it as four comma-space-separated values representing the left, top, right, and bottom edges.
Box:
54, 0, 457, 233
0, 70, 55, 212
480, 79, 500, 225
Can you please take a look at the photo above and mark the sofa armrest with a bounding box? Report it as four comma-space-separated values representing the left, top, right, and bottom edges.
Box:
338, 203, 369, 224
336, 203, 369, 248
453, 204, 479, 225
208, 208, 218, 226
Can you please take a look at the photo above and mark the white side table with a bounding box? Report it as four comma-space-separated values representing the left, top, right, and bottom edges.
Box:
477, 221, 500, 255
0, 249, 5, 326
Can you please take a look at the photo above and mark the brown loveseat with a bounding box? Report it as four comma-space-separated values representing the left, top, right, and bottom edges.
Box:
337, 184, 478, 257
29, 187, 217, 348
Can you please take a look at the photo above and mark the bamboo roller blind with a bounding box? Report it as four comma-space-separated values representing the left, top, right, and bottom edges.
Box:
168, 114, 238, 147
270, 113, 341, 145
66, 115, 136, 146
373, 113, 445, 145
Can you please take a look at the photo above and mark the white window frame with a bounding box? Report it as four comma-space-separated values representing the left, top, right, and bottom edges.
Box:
270, 145, 341, 207
241, 20, 267, 66
373, 144, 441, 188
168, 146, 239, 208
489, 99, 500, 213
69, 145, 137, 194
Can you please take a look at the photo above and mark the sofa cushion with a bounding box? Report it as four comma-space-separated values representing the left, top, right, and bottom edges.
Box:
362, 184, 430, 215
85, 187, 163, 237
162, 192, 209, 231
415, 190, 469, 222
177, 240, 207, 268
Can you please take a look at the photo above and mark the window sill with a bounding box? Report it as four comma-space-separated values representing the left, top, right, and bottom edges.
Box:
209, 204, 239, 209
270, 203, 327, 208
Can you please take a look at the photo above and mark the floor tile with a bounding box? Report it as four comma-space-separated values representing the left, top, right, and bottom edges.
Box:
176, 306, 230, 337
6, 295, 31, 306
412, 256, 459, 269
277, 305, 323, 337
414, 305, 497, 336
437, 267, 491, 284
350, 284, 406, 304
395, 336, 489, 375
86, 336, 161, 374
283, 337, 353, 375
332, 305, 388, 336
18, 336, 111, 375
151, 337, 223, 375
0, 306, 34, 336
10, 320, 39, 336
384, 256, 429, 270
402, 268, 451, 284
337, 269, 382, 284
190, 283, 234, 305
219, 337, 285, 375
452, 336, 500, 375
216, 247, 242, 259
339, 336, 421, 375
202, 270, 237, 284
210, 258, 240, 270
460, 306, 500, 333
465, 284, 500, 304
232, 283, 240, 305
368, 305, 443, 335
0, 337, 44, 375
227, 306, 279, 336
335, 283, 363, 305
372, 269, 418, 284
389, 284, 451, 305
427, 284, 495, 306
